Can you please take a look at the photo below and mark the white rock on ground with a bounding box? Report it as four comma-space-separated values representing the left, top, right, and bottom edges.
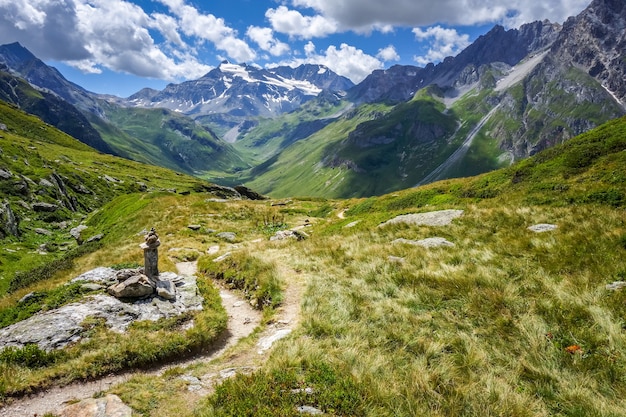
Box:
392, 237, 455, 248
58, 394, 132, 417
528, 224, 558, 233
379, 209, 464, 228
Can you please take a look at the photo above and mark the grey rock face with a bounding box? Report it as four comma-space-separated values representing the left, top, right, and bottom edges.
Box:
32, 202, 58, 212
0, 168, 12, 180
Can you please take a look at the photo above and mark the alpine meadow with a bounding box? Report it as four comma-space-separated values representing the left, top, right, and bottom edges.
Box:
0, 0, 626, 416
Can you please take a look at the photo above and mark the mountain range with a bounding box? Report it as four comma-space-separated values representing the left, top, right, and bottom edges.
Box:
0, 0, 624, 198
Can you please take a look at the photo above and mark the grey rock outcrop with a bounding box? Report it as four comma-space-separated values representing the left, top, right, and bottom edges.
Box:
32, 202, 58, 212
70, 224, 88, 244
393, 237, 455, 248
0, 200, 19, 238
0, 268, 203, 351
0, 168, 12, 180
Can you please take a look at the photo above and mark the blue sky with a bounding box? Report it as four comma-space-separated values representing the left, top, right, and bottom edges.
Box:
0, 0, 590, 97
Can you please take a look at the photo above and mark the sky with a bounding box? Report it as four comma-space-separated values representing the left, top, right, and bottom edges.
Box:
0, 0, 591, 97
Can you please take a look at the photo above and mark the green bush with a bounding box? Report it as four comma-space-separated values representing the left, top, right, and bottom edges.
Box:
197, 252, 282, 309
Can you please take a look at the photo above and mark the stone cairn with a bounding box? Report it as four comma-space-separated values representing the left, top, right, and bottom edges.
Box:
142, 227, 160, 279
107, 228, 176, 300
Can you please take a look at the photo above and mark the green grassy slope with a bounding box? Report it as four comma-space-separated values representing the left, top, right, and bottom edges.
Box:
91, 103, 250, 177
0, 100, 231, 295
0, 71, 114, 154
233, 93, 351, 163
195, 116, 626, 416
245, 89, 466, 198
1, 116, 626, 415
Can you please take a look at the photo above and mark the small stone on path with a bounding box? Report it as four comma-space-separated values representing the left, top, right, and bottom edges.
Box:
258, 328, 292, 354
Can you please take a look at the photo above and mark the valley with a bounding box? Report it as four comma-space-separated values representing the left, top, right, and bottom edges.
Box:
0, 0, 625, 416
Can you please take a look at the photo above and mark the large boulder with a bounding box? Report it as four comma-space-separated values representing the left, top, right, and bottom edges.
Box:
108, 274, 155, 299
0, 200, 19, 238
379, 209, 464, 228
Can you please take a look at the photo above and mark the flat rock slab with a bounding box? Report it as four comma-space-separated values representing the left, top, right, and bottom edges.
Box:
257, 328, 292, 354
528, 224, 558, 233
379, 209, 464, 228
59, 394, 132, 417
0, 268, 203, 351
393, 237, 455, 248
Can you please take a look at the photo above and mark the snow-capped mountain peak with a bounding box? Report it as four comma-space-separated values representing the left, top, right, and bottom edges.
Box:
126, 63, 352, 120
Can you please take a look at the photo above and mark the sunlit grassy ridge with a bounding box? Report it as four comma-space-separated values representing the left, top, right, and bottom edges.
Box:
1, 112, 626, 415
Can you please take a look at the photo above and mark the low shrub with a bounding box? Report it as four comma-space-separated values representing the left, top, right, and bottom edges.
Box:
8, 241, 103, 293
0, 344, 65, 369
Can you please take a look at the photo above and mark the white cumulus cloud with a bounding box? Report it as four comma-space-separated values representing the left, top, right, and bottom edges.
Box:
377, 45, 400, 62
412, 26, 470, 65
266, 6, 339, 39
275, 41, 383, 83
247, 26, 291, 56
